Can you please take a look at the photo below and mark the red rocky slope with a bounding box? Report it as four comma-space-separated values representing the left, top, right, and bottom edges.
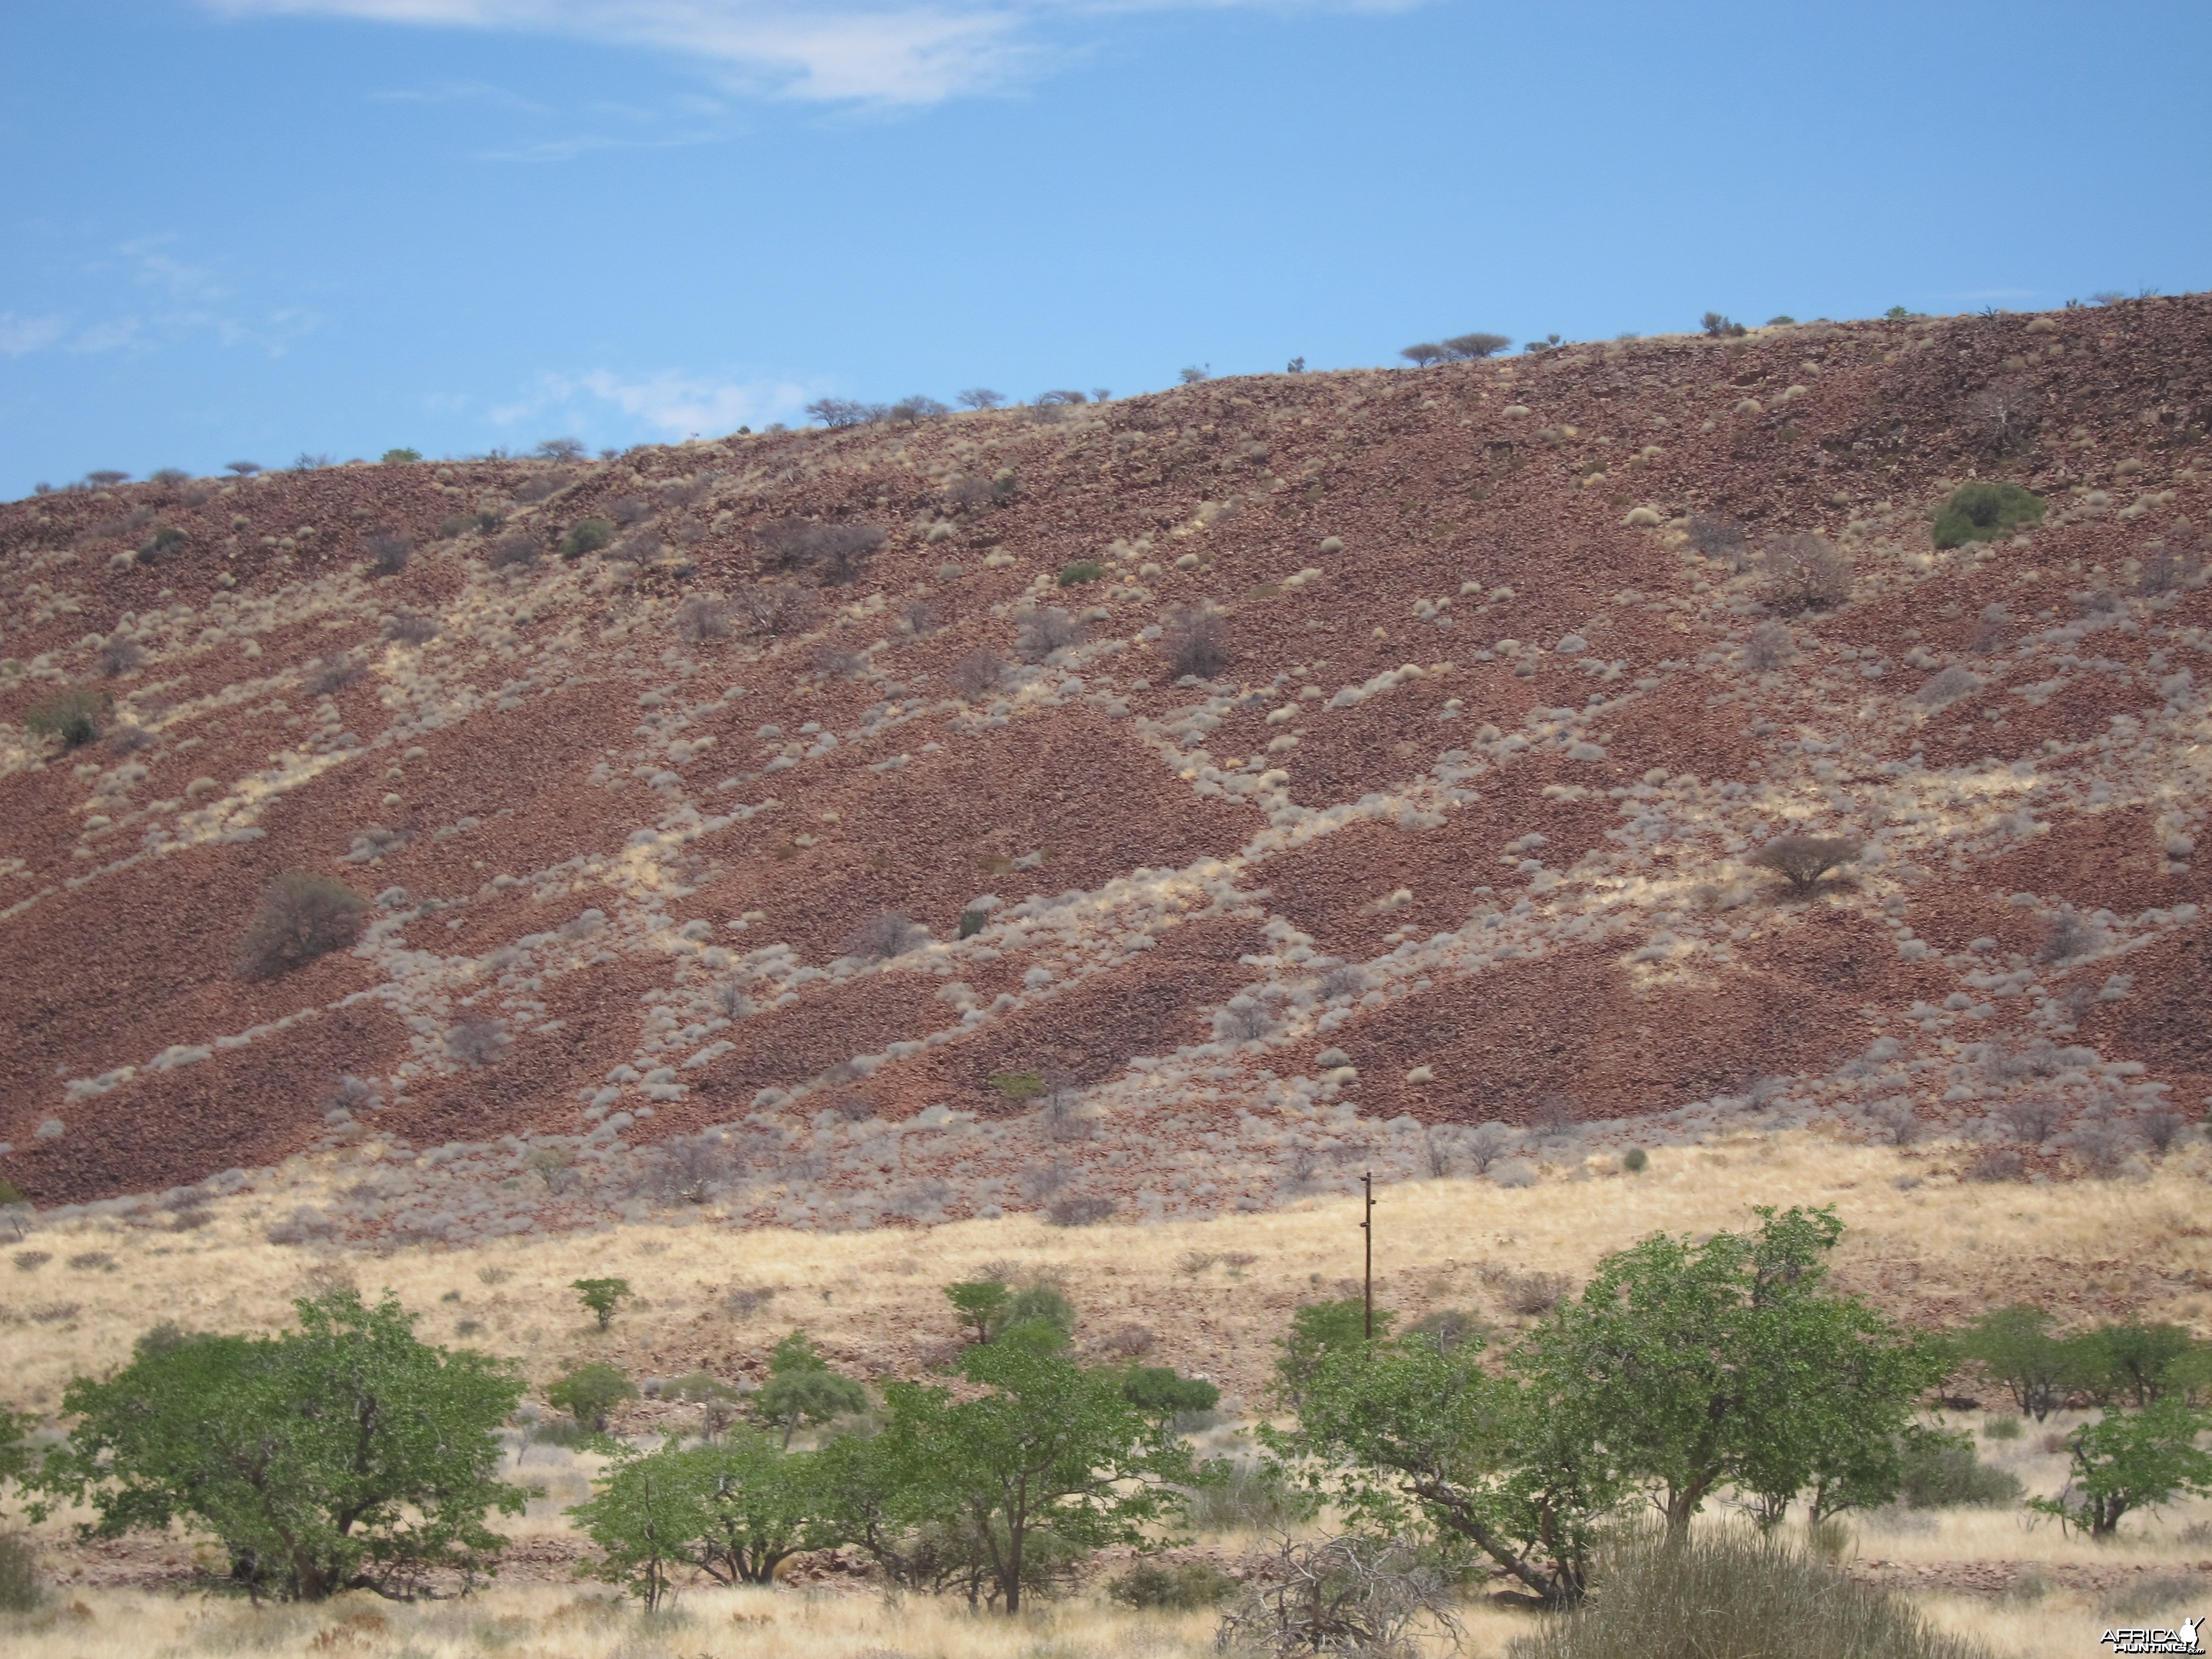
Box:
2, 297, 2208, 1238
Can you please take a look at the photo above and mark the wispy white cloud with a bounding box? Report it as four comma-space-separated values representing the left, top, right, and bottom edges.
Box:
0, 313, 70, 357
486, 367, 813, 437
204, 1, 1427, 106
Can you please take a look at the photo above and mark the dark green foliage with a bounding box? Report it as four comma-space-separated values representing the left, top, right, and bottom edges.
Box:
572, 1276, 631, 1330
1505, 1528, 1993, 1659
561, 518, 616, 559
1622, 1147, 1649, 1173
1702, 312, 1749, 338
1932, 481, 2045, 548
238, 873, 367, 978
32, 1292, 525, 1602
1443, 332, 1512, 360
0, 1179, 26, 1208
957, 908, 989, 939
1108, 1558, 1238, 1609
1953, 1305, 2071, 1420
1273, 1299, 1392, 1409
1119, 1366, 1219, 1433
380, 448, 422, 464
138, 526, 190, 562
548, 1362, 636, 1433
755, 1332, 867, 1448
1056, 560, 1106, 586
2028, 1399, 2212, 1537
24, 686, 107, 748
989, 1070, 1045, 1101
1895, 1430, 2023, 1509
945, 1280, 1010, 1344
1406, 1307, 1489, 1353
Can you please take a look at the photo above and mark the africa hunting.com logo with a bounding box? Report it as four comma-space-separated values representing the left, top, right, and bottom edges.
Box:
2100, 1618, 2204, 1656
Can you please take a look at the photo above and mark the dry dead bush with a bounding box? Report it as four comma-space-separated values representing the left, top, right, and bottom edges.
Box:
363, 528, 412, 576
725, 1285, 777, 1319
383, 612, 440, 644
660, 474, 718, 510
1016, 606, 1084, 662
1747, 833, 1862, 893
1214, 994, 1275, 1043
1479, 1263, 1572, 1315
740, 580, 817, 638
846, 912, 926, 960
1968, 377, 2039, 455
1762, 531, 1852, 612
1965, 1147, 2027, 1183
1998, 1095, 2066, 1144
604, 495, 654, 527
948, 647, 1005, 700
1917, 665, 1978, 705
1094, 1322, 1156, 1358
1165, 603, 1231, 680
444, 1014, 510, 1068
760, 518, 885, 585
1742, 620, 1794, 670
238, 873, 366, 978
2039, 908, 2103, 962
486, 532, 540, 569
808, 641, 865, 678
304, 655, 364, 696
1044, 1193, 1117, 1227
629, 1134, 736, 1205
900, 598, 939, 636
675, 597, 733, 643
96, 638, 146, 677
1218, 1533, 1460, 1659
1688, 512, 1750, 569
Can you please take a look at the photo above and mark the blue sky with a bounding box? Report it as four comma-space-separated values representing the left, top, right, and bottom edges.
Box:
2, 0, 2208, 497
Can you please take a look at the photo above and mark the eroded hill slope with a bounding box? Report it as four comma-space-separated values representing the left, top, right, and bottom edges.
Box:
2, 299, 2208, 1239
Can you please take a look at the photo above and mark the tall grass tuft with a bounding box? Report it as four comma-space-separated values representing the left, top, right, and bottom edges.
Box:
1507, 1528, 1993, 1659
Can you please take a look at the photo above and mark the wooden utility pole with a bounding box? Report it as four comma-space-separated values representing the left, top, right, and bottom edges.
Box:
1361, 1170, 1375, 1339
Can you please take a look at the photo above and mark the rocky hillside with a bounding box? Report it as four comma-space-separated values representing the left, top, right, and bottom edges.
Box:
2, 298, 2207, 1241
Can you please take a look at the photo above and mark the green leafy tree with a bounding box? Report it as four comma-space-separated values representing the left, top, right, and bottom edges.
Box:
32, 1292, 525, 1601
1273, 1299, 1392, 1410
1120, 1367, 1219, 1437
1275, 1323, 1622, 1606
568, 1439, 700, 1610
945, 1280, 1010, 1344
1732, 1293, 1948, 1526
1954, 1305, 2072, 1420
548, 1362, 636, 1433
2070, 1321, 2200, 1407
2028, 1399, 2212, 1537
571, 1277, 631, 1330
865, 1338, 1193, 1612
569, 1430, 844, 1608
1515, 1205, 1921, 1542
754, 1333, 867, 1449
686, 1433, 842, 1584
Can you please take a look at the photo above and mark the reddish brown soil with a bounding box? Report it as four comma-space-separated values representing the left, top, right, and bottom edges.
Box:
5, 295, 2210, 1212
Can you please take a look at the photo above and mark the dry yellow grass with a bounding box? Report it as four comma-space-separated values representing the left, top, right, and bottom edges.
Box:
7, 1129, 2208, 1637
8, 1130, 2206, 1415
